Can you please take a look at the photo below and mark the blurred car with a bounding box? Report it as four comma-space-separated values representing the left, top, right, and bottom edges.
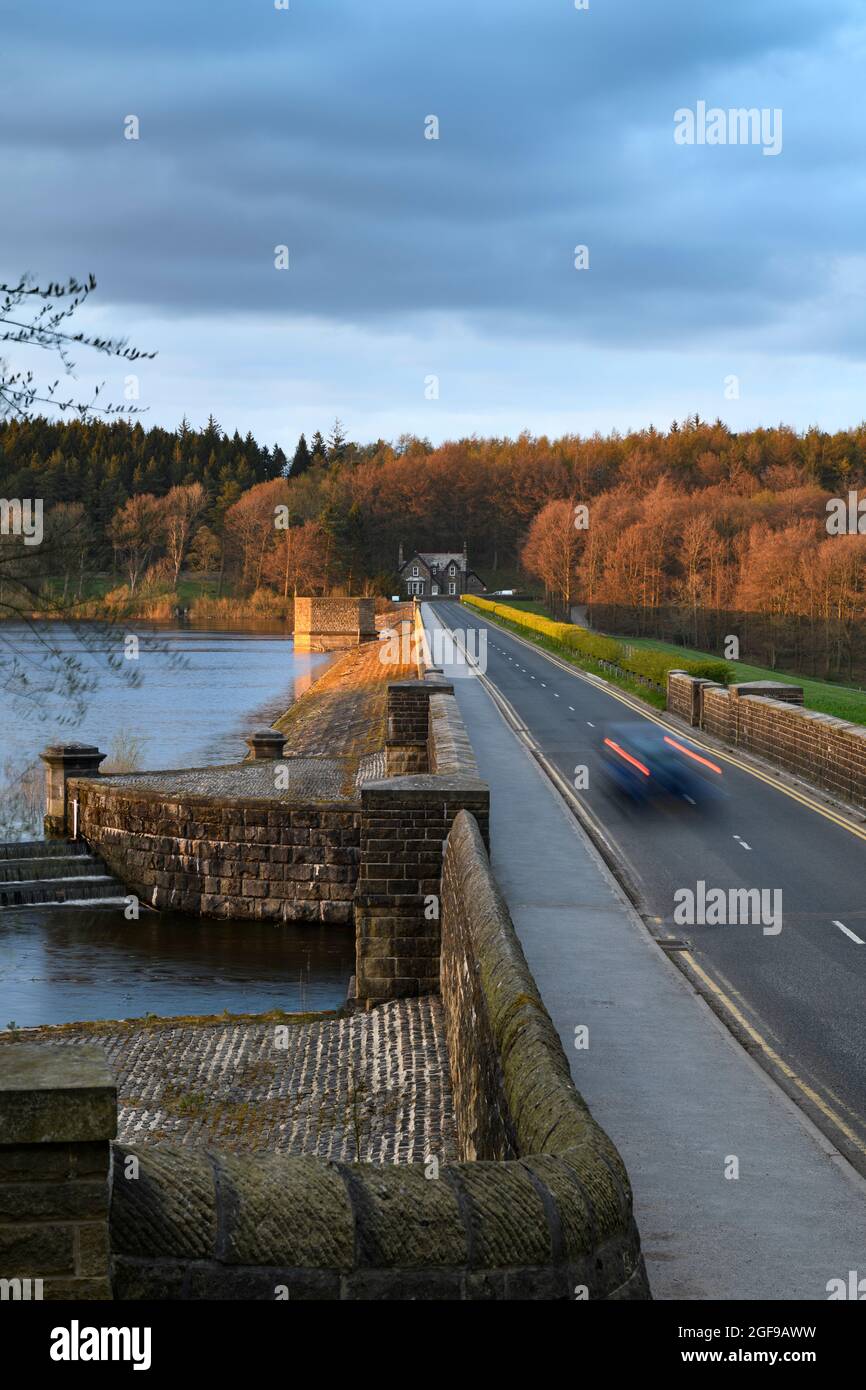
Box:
600, 720, 723, 804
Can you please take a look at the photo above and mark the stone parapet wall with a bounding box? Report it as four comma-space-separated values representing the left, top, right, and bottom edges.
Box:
109, 1133, 646, 1300
732, 696, 866, 804
385, 679, 435, 777
668, 671, 866, 808
71, 780, 359, 924
428, 690, 479, 776
437, 810, 649, 1296
439, 815, 516, 1162
697, 683, 736, 742
0, 1045, 115, 1301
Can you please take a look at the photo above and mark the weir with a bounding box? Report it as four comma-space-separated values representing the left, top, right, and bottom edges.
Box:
0, 839, 126, 910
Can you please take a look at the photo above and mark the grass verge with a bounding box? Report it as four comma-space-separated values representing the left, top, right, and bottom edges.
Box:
467, 606, 668, 711
618, 633, 866, 726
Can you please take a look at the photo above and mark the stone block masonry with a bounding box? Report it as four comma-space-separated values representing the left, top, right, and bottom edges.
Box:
71, 780, 360, 925
385, 677, 457, 776
668, 669, 866, 808
0, 1045, 116, 1300
294, 597, 377, 652
666, 670, 709, 727
355, 775, 489, 1007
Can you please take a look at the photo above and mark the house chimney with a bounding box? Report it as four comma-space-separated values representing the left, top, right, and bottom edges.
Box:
398, 542, 404, 567
462, 538, 468, 565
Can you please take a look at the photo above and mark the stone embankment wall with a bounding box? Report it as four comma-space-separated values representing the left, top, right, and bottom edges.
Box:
104, 808, 648, 1300
71, 781, 359, 925
668, 670, 866, 807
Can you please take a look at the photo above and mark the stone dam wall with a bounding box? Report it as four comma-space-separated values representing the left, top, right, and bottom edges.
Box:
103, 808, 646, 1299
2, 612, 649, 1299
70, 780, 360, 926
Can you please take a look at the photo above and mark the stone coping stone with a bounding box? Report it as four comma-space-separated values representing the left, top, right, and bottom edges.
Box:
731, 681, 804, 696
0, 1043, 116, 1144
85, 759, 354, 804
388, 678, 454, 695
363, 774, 488, 798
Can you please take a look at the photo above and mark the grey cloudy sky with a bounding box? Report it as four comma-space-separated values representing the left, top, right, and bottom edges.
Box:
1, 0, 864, 446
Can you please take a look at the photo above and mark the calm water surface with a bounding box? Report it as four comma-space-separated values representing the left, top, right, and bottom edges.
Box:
0, 908, 353, 1026
1, 621, 332, 770
0, 622, 351, 1026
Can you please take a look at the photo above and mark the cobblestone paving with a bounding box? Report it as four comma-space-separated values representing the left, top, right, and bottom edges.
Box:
100, 759, 347, 801
20, 998, 456, 1164
275, 632, 416, 773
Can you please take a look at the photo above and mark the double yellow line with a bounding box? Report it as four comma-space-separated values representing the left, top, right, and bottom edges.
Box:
438, 604, 866, 1168
478, 612, 866, 845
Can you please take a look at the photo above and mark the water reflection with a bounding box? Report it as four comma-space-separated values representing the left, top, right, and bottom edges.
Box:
0, 907, 353, 1026
0, 622, 333, 772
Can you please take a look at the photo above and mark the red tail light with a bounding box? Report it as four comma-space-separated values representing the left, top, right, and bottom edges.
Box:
604, 738, 650, 776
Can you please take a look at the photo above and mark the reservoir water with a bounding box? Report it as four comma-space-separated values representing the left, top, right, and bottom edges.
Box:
0, 622, 352, 1026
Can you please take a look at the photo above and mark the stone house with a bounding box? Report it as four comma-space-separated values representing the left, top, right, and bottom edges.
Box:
397, 544, 486, 599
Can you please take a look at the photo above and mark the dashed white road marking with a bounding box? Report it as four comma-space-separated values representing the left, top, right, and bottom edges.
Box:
568, 706, 575, 711
554, 693, 560, 698
733, 835, 752, 851
586, 721, 595, 728
833, 920, 865, 945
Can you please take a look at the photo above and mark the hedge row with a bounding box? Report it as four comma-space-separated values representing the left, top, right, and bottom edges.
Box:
461, 596, 731, 688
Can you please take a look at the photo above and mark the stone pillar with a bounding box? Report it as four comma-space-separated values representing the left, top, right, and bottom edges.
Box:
666, 670, 708, 728
354, 774, 489, 1008
386, 680, 428, 776
245, 729, 287, 760
39, 744, 105, 838
0, 1044, 116, 1300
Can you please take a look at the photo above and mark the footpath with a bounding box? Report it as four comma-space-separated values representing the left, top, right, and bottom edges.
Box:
422, 603, 866, 1300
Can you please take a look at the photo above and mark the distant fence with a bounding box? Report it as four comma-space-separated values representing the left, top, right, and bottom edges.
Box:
591, 604, 866, 686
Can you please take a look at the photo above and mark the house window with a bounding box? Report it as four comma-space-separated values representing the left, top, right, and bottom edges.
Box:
412, 565, 419, 577
448, 582, 456, 595
432, 584, 439, 595
449, 564, 456, 576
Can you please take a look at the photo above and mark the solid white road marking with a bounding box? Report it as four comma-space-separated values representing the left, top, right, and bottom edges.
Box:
833, 920, 865, 945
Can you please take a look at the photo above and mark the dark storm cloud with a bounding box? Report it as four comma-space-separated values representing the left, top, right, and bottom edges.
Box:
0, 0, 863, 355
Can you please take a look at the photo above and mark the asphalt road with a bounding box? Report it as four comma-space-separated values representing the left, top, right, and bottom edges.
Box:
428, 601, 866, 1170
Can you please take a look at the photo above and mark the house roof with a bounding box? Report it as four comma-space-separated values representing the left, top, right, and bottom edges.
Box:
398, 551, 466, 573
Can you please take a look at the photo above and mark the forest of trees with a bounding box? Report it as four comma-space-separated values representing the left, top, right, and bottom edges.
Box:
4, 411, 866, 675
